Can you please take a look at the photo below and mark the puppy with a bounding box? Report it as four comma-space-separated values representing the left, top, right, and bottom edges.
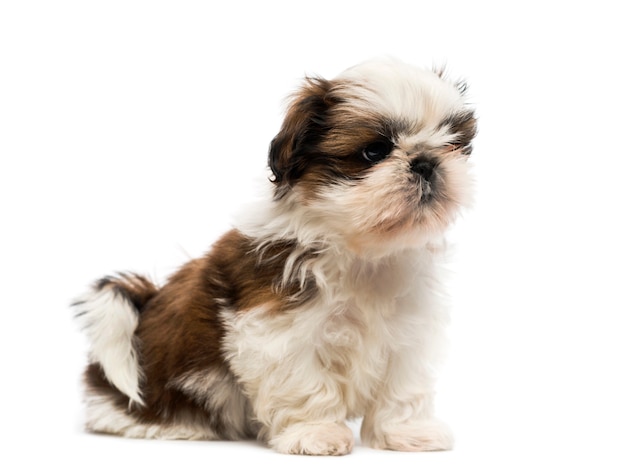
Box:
73, 58, 476, 455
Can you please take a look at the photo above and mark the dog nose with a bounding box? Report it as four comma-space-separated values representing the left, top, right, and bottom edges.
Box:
410, 158, 436, 181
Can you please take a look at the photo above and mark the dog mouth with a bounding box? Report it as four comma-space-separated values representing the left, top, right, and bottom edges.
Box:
413, 170, 438, 204
419, 182, 434, 203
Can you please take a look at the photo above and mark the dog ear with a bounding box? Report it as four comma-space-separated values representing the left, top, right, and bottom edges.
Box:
444, 109, 477, 155
268, 77, 333, 185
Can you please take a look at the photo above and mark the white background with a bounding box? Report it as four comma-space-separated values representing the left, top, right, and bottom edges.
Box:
2, 1, 625, 472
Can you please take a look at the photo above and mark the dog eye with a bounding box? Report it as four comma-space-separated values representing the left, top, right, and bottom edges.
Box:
362, 141, 393, 163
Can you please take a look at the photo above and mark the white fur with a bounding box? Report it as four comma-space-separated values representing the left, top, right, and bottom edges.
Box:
270, 422, 354, 455
222, 60, 471, 453
221, 241, 453, 453
337, 59, 465, 137
169, 368, 255, 439
85, 393, 219, 440
74, 286, 144, 406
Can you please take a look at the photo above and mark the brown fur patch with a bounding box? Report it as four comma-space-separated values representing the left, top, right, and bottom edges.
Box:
83, 230, 318, 437
439, 110, 477, 154
268, 77, 335, 186
206, 230, 317, 312
93, 273, 158, 311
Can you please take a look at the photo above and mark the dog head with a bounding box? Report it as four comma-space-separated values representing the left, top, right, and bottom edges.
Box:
268, 59, 476, 256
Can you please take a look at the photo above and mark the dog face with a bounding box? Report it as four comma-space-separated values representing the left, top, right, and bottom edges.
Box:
268, 59, 476, 256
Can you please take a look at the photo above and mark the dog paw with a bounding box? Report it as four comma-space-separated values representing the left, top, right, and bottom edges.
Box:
367, 418, 454, 452
270, 422, 354, 456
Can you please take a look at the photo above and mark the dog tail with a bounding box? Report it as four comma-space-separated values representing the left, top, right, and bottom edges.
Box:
72, 273, 158, 406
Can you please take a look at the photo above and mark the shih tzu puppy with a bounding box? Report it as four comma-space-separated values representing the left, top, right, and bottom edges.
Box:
73, 58, 476, 455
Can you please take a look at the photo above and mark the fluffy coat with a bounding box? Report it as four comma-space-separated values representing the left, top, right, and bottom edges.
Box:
74, 58, 476, 455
